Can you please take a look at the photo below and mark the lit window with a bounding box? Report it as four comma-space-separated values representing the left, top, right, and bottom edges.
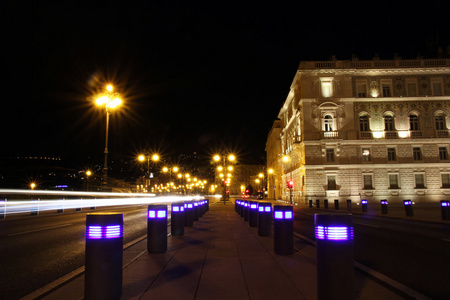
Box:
320, 78, 333, 98
362, 148, 371, 162
324, 115, 333, 131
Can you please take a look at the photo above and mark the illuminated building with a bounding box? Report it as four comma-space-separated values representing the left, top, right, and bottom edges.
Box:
271, 57, 450, 204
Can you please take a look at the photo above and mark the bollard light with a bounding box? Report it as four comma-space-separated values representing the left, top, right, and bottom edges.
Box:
171, 203, 185, 236
85, 213, 123, 300
361, 199, 368, 213
248, 201, 258, 227
440, 200, 450, 220
185, 202, 194, 227
403, 200, 414, 217
380, 200, 388, 214
315, 213, 354, 300
273, 205, 294, 255
257, 202, 272, 236
147, 204, 168, 253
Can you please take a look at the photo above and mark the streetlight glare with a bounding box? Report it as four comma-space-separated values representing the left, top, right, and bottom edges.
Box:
86, 170, 92, 176
228, 154, 236, 161
268, 168, 274, 174
138, 155, 145, 162
213, 155, 221, 162
162, 167, 169, 172
106, 84, 113, 92
283, 155, 289, 162
152, 154, 159, 161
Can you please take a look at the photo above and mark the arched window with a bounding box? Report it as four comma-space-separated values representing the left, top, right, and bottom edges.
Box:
324, 115, 333, 131
384, 115, 395, 131
435, 113, 446, 130
359, 115, 370, 132
409, 115, 419, 131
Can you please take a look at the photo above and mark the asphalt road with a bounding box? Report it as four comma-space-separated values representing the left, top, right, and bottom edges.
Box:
0, 206, 149, 300
294, 208, 450, 300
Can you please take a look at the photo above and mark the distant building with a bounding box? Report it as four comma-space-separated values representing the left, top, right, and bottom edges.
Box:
265, 120, 282, 199
270, 57, 450, 204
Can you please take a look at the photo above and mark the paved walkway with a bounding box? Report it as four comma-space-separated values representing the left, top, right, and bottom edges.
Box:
43, 199, 404, 300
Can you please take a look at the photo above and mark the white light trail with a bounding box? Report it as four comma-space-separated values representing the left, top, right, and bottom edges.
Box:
0, 189, 206, 217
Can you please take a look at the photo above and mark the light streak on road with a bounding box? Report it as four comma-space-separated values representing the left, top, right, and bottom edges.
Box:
0, 189, 206, 217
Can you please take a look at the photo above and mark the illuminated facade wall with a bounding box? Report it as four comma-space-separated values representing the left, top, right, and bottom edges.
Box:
275, 58, 450, 204
265, 120, 282, 199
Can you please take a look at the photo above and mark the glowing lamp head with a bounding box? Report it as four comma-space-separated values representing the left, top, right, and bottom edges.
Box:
106, 84, 113, 92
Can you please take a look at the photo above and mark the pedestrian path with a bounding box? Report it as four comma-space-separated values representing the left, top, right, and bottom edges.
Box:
43, 200, 404, 300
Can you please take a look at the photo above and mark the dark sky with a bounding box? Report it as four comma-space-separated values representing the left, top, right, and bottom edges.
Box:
2, 0, 450, 165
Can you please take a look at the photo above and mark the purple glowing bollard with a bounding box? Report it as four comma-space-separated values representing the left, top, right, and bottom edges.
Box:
248, 201, 258, 227
85, 213, 124, 300
361, 199, 368, 212
441, 200, 450, 220
258, 202, 272, 236
315, 213, 354, 300
403, 200, 414, 217
147, 204, 168, 253
171, 203, 185, 236
273, 205, 294, 255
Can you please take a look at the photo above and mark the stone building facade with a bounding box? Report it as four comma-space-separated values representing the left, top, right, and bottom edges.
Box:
272, 58, 450, 205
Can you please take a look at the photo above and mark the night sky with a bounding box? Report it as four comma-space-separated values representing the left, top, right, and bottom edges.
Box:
2, 0, 450, 166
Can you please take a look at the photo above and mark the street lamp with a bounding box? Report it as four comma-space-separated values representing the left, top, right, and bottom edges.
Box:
162, 166, 179, 193
95, 84, 122, 189
138, 154, 159, 192
213, 154, 236, 202
86, 170, 92, 191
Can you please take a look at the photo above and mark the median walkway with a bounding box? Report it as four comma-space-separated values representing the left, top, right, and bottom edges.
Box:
43, 199, 403, 300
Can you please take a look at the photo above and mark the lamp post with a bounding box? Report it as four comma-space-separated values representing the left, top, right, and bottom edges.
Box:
162, 166, 179, 194
96, 84, 122, 189
86, 170, 92, 191
213, 154, 236, 203
138, 154, 159, 192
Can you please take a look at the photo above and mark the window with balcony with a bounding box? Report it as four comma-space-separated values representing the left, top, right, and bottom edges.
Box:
326, 148, 335, 162
327, 175, 337, 190
435, 115, 446, 130
363, 175, 373, 189
387, 147, 396, 161
409, 115, 419, 131
415, 174, 425, 189
389, 174, 399, 189
413, 147, 422, 161
324, 115, 333, 131
385, 115, 395, 131
359, 115, 370, 131
439, 147, 448, 160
